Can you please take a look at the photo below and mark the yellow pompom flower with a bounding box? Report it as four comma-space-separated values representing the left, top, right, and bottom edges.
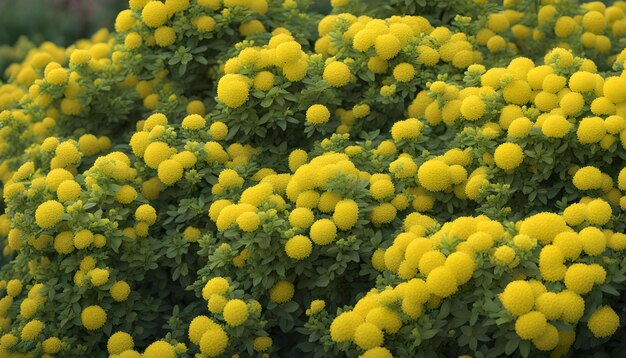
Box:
46, 67, 67, 85
560, 92, 585, 116
557, 290, 585, 323
515, 311, 548, 340
89, 268, 109, 287
81, 305, 107, 330
237, 212, 260, 232
587, 306, 620, 338
426, 266, 458, 297
393, 63, 415, 82
42, 336, 62, 354
199, 328, 228, 357
499, 280, 534, 316
541, 115, 572, 138
604, 77, 626, 103
55, 141, 81, 166
330, 311, 363, 342
493, 246, 516, 266
154, 26, 176, 47
285, 235, 312, 259
253, 71, 275, 92
494, 142, 524, 170
21, 320, 44, 341
572, 166, 602, 190
353, 322, 384, 350
577, 117, 606, 144
417, 160, 450, 192
182, 114, 206, 130
142, 1, 168, 28
135, 204, 157, 225
217, 75, 250, 108
145, 340, 176, 358
115, 185, 138, 204
579, 226, 606, 256
35, 200, 65, 229
323, 61, 351, 87
108, 332, 134, 355
503, 80, 531, 105
535, 292, 561, 320
270, 280, 294, 303
585, 199, 612, 225
158, 159, 184, 185
222, 299, 249, 327
460, 95, 485, 121
144, 141, 171, 169
306, 104, 330, 124
333, 199, 359, 230
57, 180, 82, 202
309, 219, 337, 245
289, 207, 314, 229
375, 34, 401, 60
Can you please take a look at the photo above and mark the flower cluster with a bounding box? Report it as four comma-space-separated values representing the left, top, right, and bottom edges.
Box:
0, 0, 625, 357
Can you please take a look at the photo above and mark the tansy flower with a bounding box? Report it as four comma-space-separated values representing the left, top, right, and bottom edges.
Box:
323, 61, 351, 87
270, 280, 294, 303
587, 306, 620, 338
494, 142, 524, 170
306, 104, 330, 124
222, 299, 249, 326
81, 305, 107, 330
107, 332, 134, 355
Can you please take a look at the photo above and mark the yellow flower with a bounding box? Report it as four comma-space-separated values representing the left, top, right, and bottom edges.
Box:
158, 159, 184, 185
181, 114, 206, 130
499, 280, 534, 316
577, 117, 606, 144
270, 280, 294, 303
21, 320, 44, 341
572, 166, 602, 190
426, 266, 458, 297
392, 63, 415, 82
200, 328, 228, 357
585, 199, 612, 225
541, 115, 572, 138
110, 281, 131, 302
89, 268, 109, 287
579, 226, 606, 256
330, 311, 363, 342
142, 1, 168, 28
375, 34, 401, 60
217, 74, 250, 108
460, 95, 485, 121
237, 212, 260, 232
135, 204, 157, 225
35, 200, 65, 229
223, 299, 249, 326
353, 322, 384, 350
154, 26, 176, 47
417, 160, 450, 192
81, 305, 107, 330
515, 311, 547, 340
108, 332, 134, 355
494, 142, 524, 170
144, 340, 176, 358
557, 290, 585, 323
285, 235, 313, 259
306, 104, 330, 124
323, 61, 351, 87
588, 306, 620, 338
333, 199, 359, 230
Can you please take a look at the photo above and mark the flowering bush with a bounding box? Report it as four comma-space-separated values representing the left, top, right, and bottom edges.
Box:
1, 0, 626, 357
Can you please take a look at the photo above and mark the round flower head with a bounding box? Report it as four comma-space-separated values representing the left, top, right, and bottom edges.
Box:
323, 61, 351, 87
81, 305, 107, 330
306, 104, 330, 124
587, 306, 620, 338
35, 200, 65, 229
494, 142, 524, 170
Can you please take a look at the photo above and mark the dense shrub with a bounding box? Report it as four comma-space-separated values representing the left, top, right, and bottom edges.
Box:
1, 0, 626, 357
